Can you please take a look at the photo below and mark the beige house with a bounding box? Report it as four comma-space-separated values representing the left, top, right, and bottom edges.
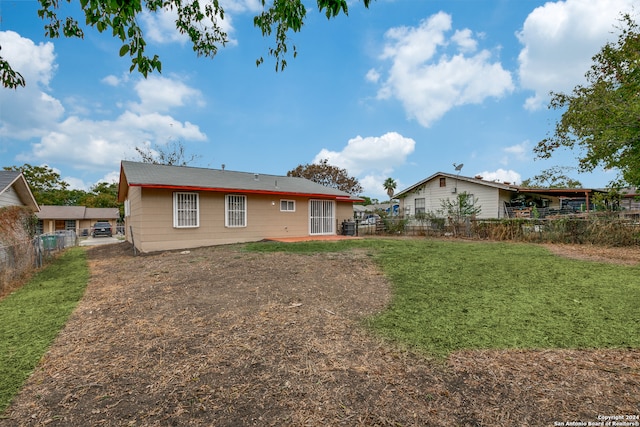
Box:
117, 161, 361, 253
396, 172, 603, 220
36, 206, 120, 235
0, 170, 39, 211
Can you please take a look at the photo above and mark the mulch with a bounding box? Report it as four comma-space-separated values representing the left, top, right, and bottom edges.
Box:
1, 240, 638, 426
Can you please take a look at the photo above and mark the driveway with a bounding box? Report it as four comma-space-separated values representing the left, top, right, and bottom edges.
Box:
79, 236, 122, 246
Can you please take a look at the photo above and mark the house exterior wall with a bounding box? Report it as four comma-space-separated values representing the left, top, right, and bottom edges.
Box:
125, 187, 351, 253
336, 202, 354, 225
39, 219, 117, 235
0, 186, 23, 208
400, 177, 507, 219
124, 186, 144, 248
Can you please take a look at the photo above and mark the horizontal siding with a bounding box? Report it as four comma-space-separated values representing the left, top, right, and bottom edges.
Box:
0, 187, 23, 208
132, 188, 352, 252
401, 177, 511, 219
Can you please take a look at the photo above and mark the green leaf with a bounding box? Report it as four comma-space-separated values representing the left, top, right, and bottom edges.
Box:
119, 44, 130, 57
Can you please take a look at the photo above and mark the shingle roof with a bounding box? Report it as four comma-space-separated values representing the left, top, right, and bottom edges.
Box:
86, 208, 120, 219
0, 170, 39, 211
36, 206, 119, 220
119, 161, 361, 201
0, 170, 21, 192
395, 172, 518, 197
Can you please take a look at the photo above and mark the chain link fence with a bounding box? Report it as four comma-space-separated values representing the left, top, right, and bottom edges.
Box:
0, 230, 78, 297
360, 215, 640, 246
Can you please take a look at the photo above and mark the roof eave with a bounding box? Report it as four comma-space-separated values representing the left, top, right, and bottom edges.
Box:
129, 183, 360, 201
11, 174, 40, 211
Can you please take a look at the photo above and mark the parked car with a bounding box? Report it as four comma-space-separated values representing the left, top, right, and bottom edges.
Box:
361, 214, 381, 225
91, 221, 113, 237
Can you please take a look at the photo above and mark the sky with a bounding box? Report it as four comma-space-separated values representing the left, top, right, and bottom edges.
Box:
0, 0, 637, 200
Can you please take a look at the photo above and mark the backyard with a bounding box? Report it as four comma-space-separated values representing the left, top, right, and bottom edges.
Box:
1, 238, 639, 426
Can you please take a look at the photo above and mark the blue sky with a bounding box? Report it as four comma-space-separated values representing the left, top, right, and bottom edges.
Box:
0, 0, 636, 199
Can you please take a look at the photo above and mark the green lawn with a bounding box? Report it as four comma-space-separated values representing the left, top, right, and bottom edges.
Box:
247, 239, 640, 357
2, 240, 637, 414
0, 247, 89, 413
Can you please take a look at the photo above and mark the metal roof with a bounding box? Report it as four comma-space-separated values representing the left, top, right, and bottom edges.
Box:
118, 161, 361, 202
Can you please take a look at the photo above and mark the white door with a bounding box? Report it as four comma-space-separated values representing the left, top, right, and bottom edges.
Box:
309, 200, 335, 235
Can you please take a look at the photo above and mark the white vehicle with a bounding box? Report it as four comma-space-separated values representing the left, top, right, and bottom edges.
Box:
361, 214, 380, 225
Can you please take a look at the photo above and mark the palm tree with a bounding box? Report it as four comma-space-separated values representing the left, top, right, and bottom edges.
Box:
383, 177, 397, 203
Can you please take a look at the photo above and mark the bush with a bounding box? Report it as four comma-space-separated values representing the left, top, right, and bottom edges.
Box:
471, 215, 639, 246
0, 207, 38, 297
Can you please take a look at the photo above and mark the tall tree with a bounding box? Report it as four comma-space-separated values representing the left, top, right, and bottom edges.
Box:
3, 164, 72, 205
287, 159, 362, 195
135, 141, 200, 166
383, 177, 397, 201
520, 166, 583, 188
81, 182, 120, 208
534, 14, 640, 188
2, 0, 373, 89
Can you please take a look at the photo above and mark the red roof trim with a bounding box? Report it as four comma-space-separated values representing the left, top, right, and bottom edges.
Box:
129, 183, 361, 201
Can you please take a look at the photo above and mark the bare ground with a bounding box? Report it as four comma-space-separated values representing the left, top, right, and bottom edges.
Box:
1, 241, 639, 426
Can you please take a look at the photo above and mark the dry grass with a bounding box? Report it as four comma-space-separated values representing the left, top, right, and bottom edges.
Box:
1, 241, 638, 426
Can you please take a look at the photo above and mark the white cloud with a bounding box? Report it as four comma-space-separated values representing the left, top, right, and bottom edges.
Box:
140, 8, 193, 45
0, 31, 64, 140
517, 0, 635, 110
20, 112, 206, 172
63, 176, 90, 191
503, 141, 529, 162
0, 31, 56, 86
359, 173, 406, 199
311, 132, 415, 198
365, 69, 380, 83
312, 132, 416, 177
139, 0, 257, 47
98, 171, 121, 185
129, 75, 205, 114
102, 75, 121, 87
372, 12, 514, 127
220, 0, 263, 14
451, 29, 478, 53
3, 47, 208, 175
475, 169, 522, 185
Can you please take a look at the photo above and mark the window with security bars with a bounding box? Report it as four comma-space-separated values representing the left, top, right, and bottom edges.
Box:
415, 198, 426, 215
226, 195, 246, 227
280, 200, 295, 212
173, 192, 199, 228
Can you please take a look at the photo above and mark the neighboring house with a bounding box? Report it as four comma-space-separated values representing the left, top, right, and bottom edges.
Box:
619, 188, 640, 220
36, 206, 120, 235
396, 172, 604, 220
0, 170, 39, 211
397, 172, 518, 219
117, 161, 362, 253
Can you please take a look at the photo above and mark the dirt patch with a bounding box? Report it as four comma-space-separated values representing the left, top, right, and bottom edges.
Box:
1, 241, 639, 426
542, 243, 640, 266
